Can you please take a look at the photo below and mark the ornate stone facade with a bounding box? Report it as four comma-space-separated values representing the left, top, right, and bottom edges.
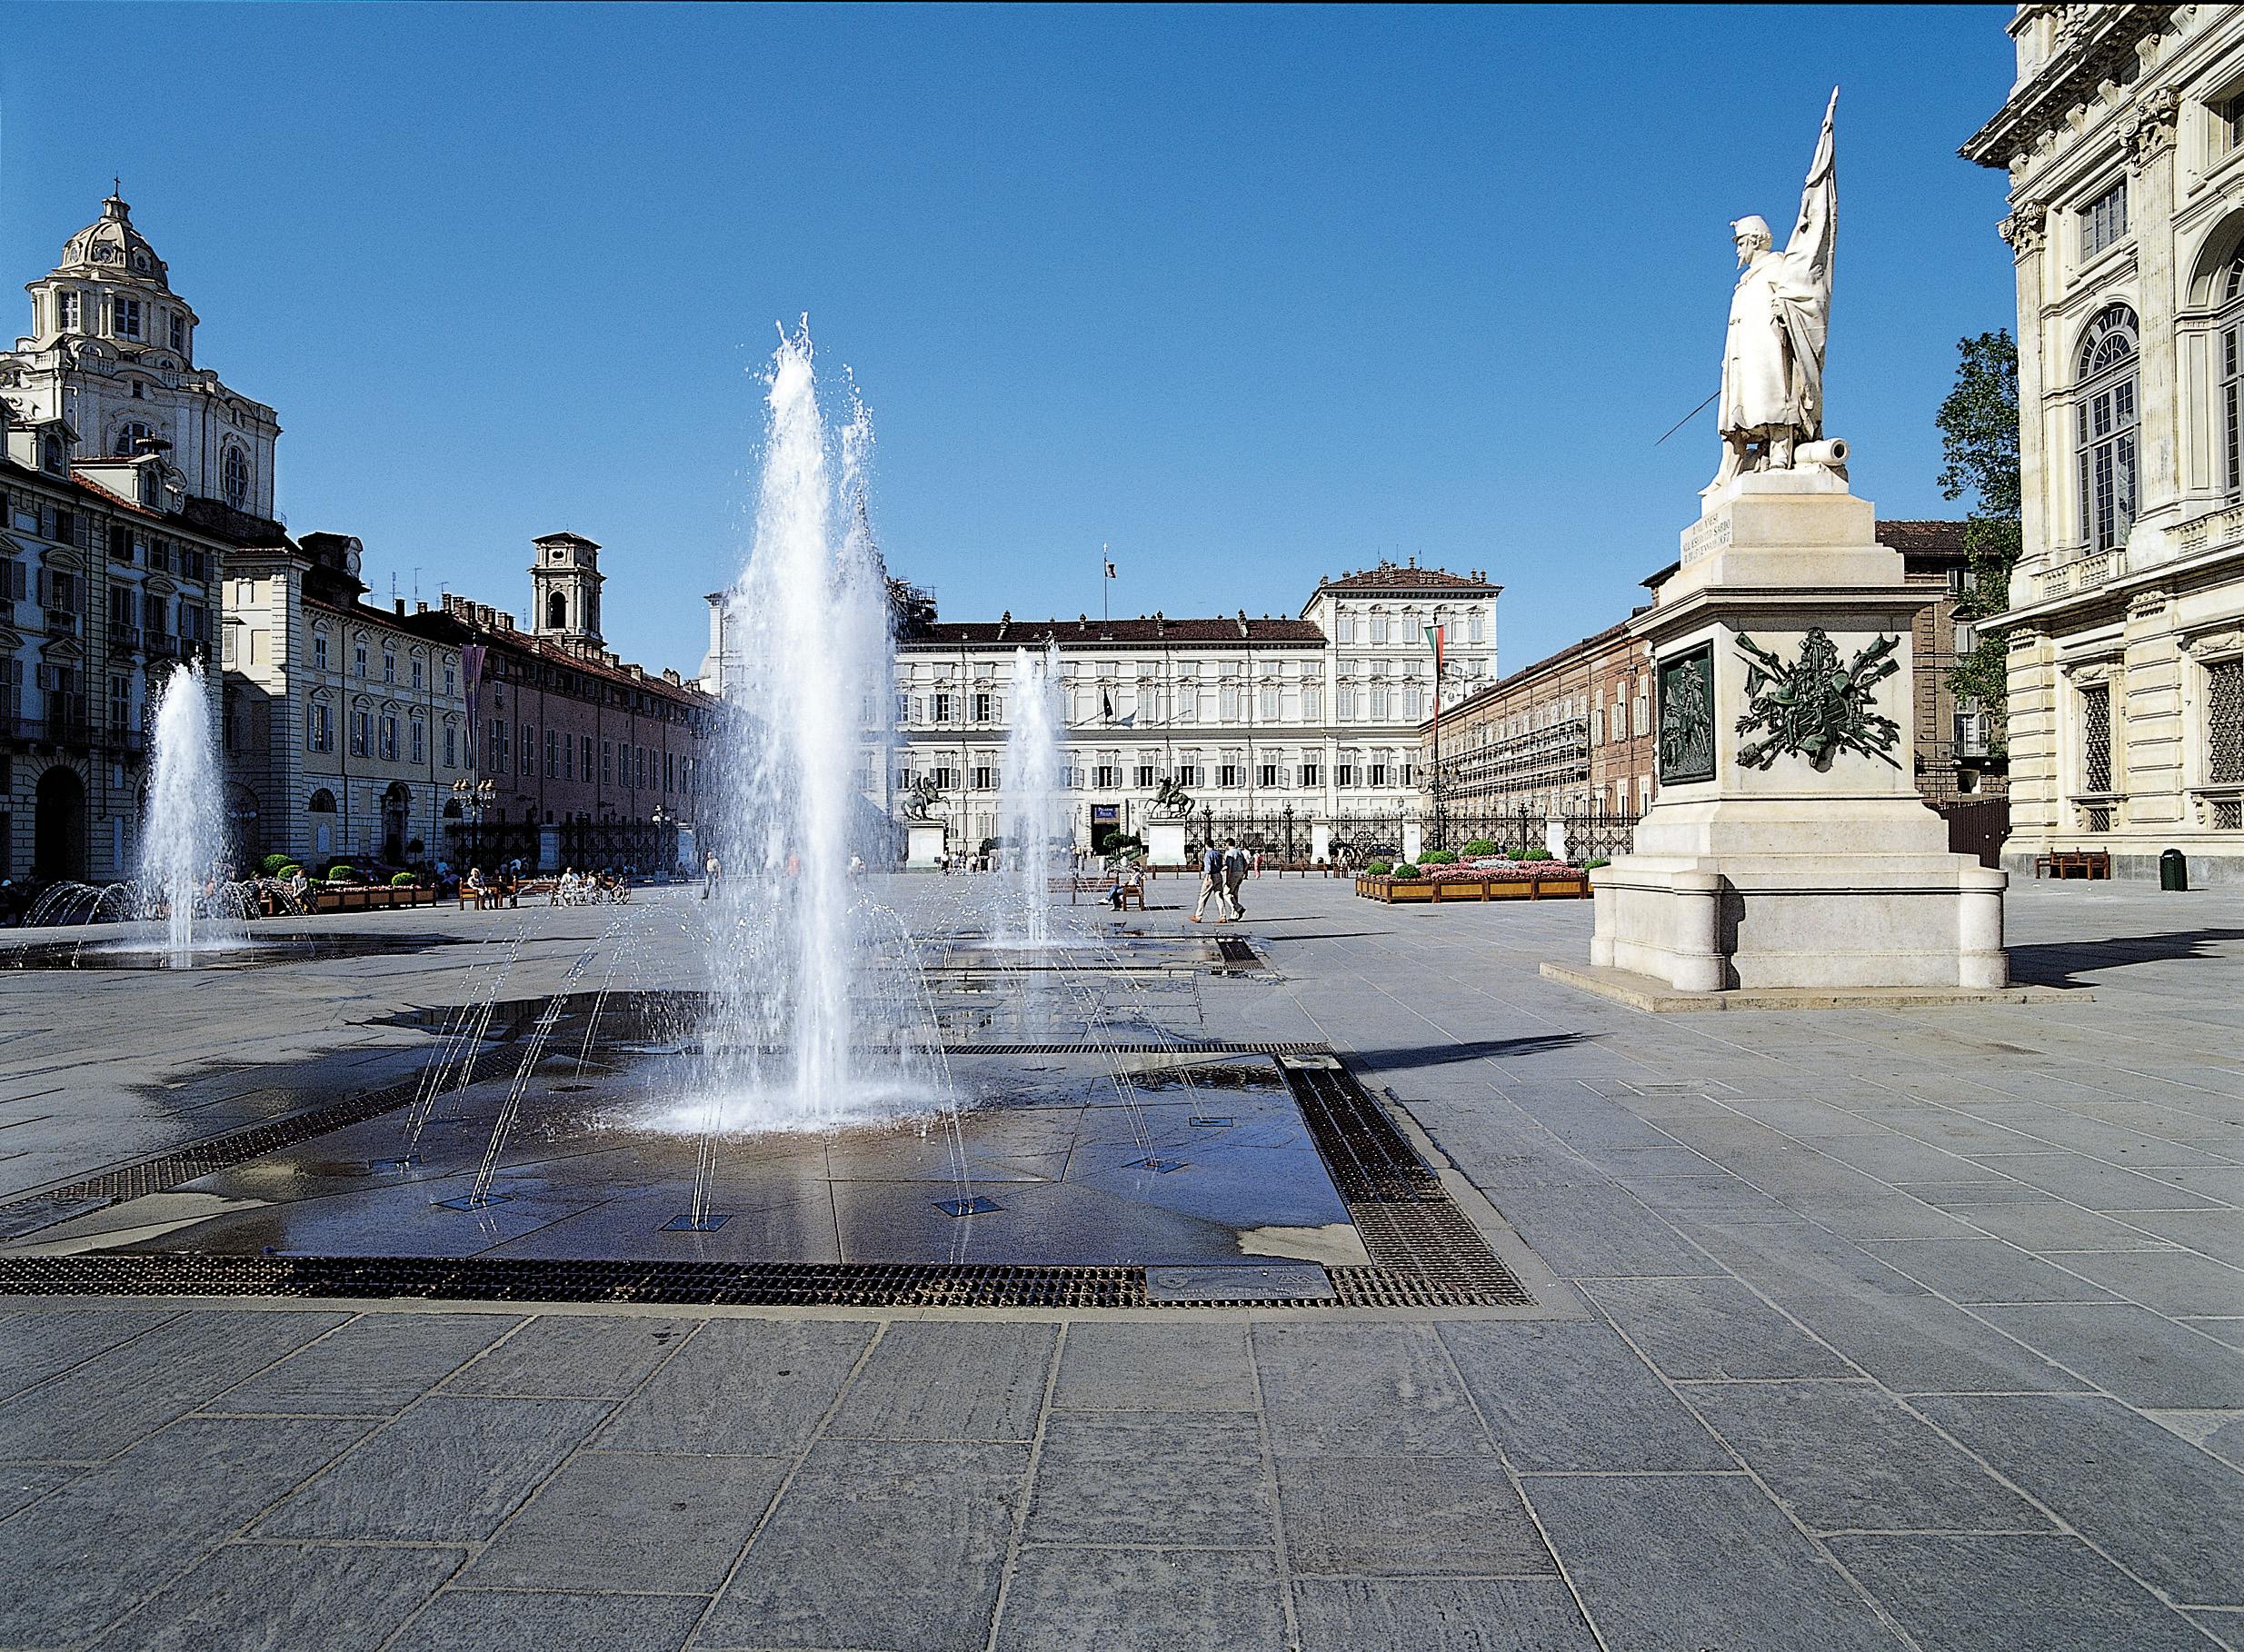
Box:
1967, 4, 2244, 879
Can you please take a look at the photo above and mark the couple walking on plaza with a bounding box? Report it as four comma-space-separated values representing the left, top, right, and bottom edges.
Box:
1190, 839, 1249, 924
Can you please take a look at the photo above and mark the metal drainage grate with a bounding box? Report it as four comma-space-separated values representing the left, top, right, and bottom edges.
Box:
941, 1042, 1325, 1057
1280, 1057, 1535, 1308
1213, 938, 1261, 967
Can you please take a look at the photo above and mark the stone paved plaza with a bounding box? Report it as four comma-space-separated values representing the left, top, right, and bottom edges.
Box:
2, 877, 2242, 1650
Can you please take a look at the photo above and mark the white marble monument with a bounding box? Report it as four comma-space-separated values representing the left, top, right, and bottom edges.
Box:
1586, 93, 2008, 995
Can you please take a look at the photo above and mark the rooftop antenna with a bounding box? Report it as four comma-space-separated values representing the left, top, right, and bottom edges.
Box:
412, 565, 422, 602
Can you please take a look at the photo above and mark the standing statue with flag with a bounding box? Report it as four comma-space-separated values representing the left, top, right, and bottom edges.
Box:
1710, 88, 1839, 492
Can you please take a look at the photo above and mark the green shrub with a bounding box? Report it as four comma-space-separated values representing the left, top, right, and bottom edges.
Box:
279, 865, 304, 881
390, 871, 417, 886
1460, 838, 1497, 857
327, 864, 356, 882
1521, 847, 1554, 861
1420, 850, 1458, 865
1391, 862, 1421, 880
1365, 860, 1393, 877
260, 852, 291, 875
1584, 856, 1611, 871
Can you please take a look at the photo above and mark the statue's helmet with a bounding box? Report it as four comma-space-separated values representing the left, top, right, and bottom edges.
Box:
1731, 214, 1773, 248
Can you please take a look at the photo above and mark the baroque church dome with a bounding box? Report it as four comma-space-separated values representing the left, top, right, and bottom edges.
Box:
55, 192, 171, 290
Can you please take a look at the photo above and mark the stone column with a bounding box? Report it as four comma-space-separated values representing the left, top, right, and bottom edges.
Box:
2000, 196, 2051, 605
1669, 871, 1726, 993
2128, 89, 2182, 523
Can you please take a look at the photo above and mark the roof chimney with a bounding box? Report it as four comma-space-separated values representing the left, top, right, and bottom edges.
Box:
394, 598, 406, 617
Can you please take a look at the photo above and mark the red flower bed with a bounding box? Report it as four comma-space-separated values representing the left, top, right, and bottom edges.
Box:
1421, 861, 1584, 882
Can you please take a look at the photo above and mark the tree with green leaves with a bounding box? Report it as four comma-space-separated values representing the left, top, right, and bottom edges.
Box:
1935, 330, 2020, 758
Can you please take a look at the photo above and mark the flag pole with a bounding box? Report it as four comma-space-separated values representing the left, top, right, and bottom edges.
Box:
1102, 542, 1110, 624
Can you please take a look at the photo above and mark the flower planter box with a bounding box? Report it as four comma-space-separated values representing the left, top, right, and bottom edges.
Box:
1355, 872, 1591, 904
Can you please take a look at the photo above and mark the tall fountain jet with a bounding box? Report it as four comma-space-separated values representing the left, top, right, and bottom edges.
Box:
998, 643, 1063, 949
140, 660, 226, 959
699, 323, 938, 1129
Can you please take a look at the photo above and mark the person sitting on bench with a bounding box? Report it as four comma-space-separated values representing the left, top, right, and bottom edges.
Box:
1106, 865, 1143, 910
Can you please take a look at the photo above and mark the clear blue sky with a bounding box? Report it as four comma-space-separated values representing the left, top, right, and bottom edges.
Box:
2, 4, 2016, 678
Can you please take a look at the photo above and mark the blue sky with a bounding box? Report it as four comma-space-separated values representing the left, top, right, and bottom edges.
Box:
2, 4, 2017, 678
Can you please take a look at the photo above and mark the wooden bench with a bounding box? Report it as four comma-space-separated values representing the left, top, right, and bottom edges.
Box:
2033, 849, 2112, 881
1111, 883, 1146, 911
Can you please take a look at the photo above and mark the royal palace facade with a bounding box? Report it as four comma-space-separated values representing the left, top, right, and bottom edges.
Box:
1969, 3, 2244, 881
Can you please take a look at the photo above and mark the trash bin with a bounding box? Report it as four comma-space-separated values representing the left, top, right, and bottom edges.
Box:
2160, 847, 2189, 891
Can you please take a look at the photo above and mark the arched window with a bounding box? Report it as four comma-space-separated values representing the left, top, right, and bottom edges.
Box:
2217, 250, 2244, 499
2075, 305, 2139, 552
547, 590, 568, 631
222, 444, 250, 511
113, 420, 153, 457
307, 788, 336, 812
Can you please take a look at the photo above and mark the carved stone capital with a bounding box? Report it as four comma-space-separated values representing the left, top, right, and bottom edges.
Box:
2123, 86, 2179, 165
2182, 628, 2244, 660
2000, 197, 2049, 259
2127, 587, 2171, 619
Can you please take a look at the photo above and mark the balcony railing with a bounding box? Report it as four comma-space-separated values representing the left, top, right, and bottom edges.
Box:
106, 623, 144, 653
2036, 545, 2129, 601
44, 607, 81, 638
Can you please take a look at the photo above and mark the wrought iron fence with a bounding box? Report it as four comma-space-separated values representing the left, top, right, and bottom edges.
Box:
1430, 807, 1640, 863
1187, 806, 1317, 864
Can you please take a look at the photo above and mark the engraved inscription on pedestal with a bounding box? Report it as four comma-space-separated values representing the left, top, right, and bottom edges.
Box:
1734, 627, 1901, 771
1657, 643, 1716, 783
1681, 513, 1732, 566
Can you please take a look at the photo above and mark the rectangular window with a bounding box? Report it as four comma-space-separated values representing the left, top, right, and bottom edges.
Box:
2081, 682, 2113, 793
411, 721, 424, 764
354, 641, 368, 677
444, 725, 457, 768
602, 741, 613, 783
934, 765, 957, 790
582, 735, 593, 778
444, 662, 456, 697
972, 764, 996, 791
412, 659, 424, 690
352, 711, 369, 757
115, 297, 142, 339
2220, 95, 2244, 159
108, 673, 130, 731
56, 290, 78, 330
1337, 761, 1355, 787
519, 721, 533, 774
1218, 763, 1240, 788
1259, 761, 1279, 788
169, 312, 185, 352
972, 692, 992, 722
544, 729, 560, 777
1301, 685, 1323, 722
1300, 761, 1321, 788
1135, 762, 1157, 788
310, 702, 332, 752
1219, 685, 1241, 722
2207, 658, 2243, 787
2079, 178, 2128, 259
1336, 685, 1356, 722
1258, 687, 1280, 721
383, 651, 396, 683
1369, 761, 1389, 787
1371, 685, 1391, 721
314, 633, 330, 671
932, 692, 953, 724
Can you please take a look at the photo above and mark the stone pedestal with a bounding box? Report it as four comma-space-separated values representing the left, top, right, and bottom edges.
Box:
1401, 821, 1425, 862
1311, 821, 1332, 866
1591, 475, 2008, 992
1145, 820, 1189, 870
904, 821, 947, 871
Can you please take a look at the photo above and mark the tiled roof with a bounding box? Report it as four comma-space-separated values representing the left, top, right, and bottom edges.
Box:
902, 616, 1327, 648
1877, 519, 1969, 557
1318, 562, 1498, 593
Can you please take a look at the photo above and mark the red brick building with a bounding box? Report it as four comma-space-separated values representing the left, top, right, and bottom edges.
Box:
440, 533, 719, 873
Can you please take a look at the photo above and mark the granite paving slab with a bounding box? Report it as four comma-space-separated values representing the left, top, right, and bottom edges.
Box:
0, 1309, 346, 1460
253, 1393, 614, 1542
84, 1539, 465, 1652
1527, 1472, 1905, 1651
1049, 1320, 1259, 1411
1252, 1322, 1491, 1458
1582, 1276, 1859, 1380
1918, 1393, 2244, 1604
2048, 1247, 2244, 1316
700, 1438, 1027, 1652
464, 1448, 790, 1592
1291, 1577, 1601, 1652
1274, 1453, 1556, 1576
1023, 1409, 1269, 1548
1827, 1533, 2212, 1651
0, 1307, 177, 1399
1968, 1300, 2244, 1407
1438, 1319, 1733, 1472
826, 1320, 1057, 1441
594, 1318, 873, 1455
437, 1314, 689, 1398
992, 1547, 1287, 1652
385, 1590, 707, 1652
1681, 1380, 2052, 1533
1850, 1237, 2123, 1304
208, 1312, 521, 1415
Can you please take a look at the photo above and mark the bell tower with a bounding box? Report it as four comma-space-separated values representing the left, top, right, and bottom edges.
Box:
530, 532, 603, 647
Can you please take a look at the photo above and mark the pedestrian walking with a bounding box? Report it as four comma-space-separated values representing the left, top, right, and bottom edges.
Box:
703, 853, 722, 899
1221, 838, 1249, 921
1190, 841, 1224, 923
